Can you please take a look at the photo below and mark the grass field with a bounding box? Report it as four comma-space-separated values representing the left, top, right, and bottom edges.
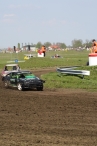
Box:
0, 49, 89, 69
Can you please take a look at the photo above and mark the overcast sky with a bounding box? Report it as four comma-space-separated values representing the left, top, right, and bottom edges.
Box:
0, 0, 97, 48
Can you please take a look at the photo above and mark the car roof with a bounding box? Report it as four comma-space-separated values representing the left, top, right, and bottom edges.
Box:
7, 70, 31, 74
20, 70, 31, 73
5, 64, 18, 67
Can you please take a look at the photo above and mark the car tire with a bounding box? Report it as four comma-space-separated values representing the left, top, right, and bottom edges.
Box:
4, 80, 9, 88
17, 83, 24, 91
37, 87, 43, 91
2, 77, 4, 81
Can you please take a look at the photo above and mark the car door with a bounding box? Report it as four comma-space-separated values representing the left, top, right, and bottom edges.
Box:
10, 72, 17, 85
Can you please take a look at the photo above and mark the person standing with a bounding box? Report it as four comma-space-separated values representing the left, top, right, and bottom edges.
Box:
92, 39, 97, 53
41, 45, 46, 57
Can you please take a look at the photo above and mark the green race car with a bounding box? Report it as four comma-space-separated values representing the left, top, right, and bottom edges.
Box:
3, 71, 45, 91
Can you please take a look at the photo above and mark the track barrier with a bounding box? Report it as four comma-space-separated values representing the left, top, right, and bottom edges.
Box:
57, 66, 90, 79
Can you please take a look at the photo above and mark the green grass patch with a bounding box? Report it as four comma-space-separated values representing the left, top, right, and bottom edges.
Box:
41, 66, 97, 91
0, 50, 89, 69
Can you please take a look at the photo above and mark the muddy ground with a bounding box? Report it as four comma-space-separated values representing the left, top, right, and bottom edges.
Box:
0, 69, 97, 146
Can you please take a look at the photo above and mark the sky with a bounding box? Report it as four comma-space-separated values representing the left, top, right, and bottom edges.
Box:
0, 0, 97, 48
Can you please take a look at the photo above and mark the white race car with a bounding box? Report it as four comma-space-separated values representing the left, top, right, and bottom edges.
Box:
1, 64, 20, 81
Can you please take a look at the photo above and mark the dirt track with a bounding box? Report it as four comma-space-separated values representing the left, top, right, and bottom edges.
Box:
0, 69, 97, 146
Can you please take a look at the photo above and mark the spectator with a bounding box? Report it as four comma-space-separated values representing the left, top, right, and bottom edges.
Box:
41, 45, 46, 57
92, 39, 97, 53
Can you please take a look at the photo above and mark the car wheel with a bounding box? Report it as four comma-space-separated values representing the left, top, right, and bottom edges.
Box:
37, 87, 43, 91
2, 77, 4, 81
4, 81, 9, 88
17, 83, 24, 91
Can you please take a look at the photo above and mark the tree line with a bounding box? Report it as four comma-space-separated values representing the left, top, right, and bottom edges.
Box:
17, 39, 93, 49
33, 39, 93, 49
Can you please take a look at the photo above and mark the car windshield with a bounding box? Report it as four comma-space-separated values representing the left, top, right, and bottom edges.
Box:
4, 65, 18, 71
4, 66, 13, 71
